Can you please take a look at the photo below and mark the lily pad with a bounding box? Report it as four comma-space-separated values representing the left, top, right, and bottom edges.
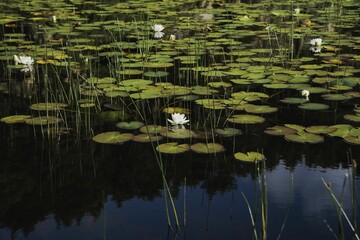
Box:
116, 121, 144, 130
234, 151, 265, 163
284, 132, 324, 144
1, 115, 31, 124
160, 129, 193, 139
298, 103, 329, 110
156, 142, 190, 154
25, 116, 63, 125
344, 135, 360, 145
190, 143, 225, 154
344, 114, 360, 122
93, 132, 134, 144
215, 128, 242, 137
140, 125, 167, 134
305, 125, 336, 134
30, 103, 68, 111
133, 133, 164, 143
244, 104, 278, 114
280, 98, 308, 104
228, 114, 265, 124
264, 125, 297, 136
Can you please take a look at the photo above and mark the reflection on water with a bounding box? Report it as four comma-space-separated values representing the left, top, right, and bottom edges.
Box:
0, 131, 358, 239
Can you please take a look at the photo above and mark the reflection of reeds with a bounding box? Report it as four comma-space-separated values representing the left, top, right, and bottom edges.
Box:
243, 157, 293, 240
322, 152, 360, 240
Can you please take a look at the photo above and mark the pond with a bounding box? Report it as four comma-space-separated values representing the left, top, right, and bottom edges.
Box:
0, 0, 360, 239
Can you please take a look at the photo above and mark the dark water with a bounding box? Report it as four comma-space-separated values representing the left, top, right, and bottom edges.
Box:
0, 126, 359, 239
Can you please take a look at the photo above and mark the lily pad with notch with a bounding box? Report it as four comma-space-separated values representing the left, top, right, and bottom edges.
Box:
156, 142, 190, 154
93, 132, 134, 144
234, 151, 265, 163
284, 132, 324, 144
190, 142, 225, 154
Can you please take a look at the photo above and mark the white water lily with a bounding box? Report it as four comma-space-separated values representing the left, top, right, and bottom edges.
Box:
309, 38, 323, 53
310, 46, 322, 53
14, 55, 34, 65
168, 113, 190, 128
301, 89, 310, 101
310, 38, 323, 47
169, 34, 176, 41
294, 8, 301, 14
152, 24, 165, 38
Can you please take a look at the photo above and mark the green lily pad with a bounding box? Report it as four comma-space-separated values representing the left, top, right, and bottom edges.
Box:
298, 103, 329, 110
156, 142, 190, 154
116, 121, 144, 130
326, 124, 353, 138
30, 103, 68, 111
264, 125, 297, 136
234, 151, 265, 162
280, 97, 308, 104
228, 114, 265, 124
344, 114, 360, 122
133, 133, 164, 143
190, 142, 225, 154
305, 125, 336, 134
284, 124, 305, 132
140, 125, 167, 134
215, 128, 242, 137
322, 94, 352, 101
25, 116, 62, 125
285, 132, 324, 144
1, 115, 31, 124
244, 104, 278, 114
160, 129, 193, 139
344, 135, 360, 145
93, 132, 134, 144
162, 107, 190, 114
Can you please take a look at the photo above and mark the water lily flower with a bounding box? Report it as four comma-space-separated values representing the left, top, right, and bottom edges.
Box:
52, 15, 57, 23
14, 55, 34, 72
310, 38, 322, 47
309, 38, 323, 53
14, 55, 34, 66
169, 34, 176, 41
294, 8, 300, 14
168, 113, 189, 129
152, 24, 165, 39
301, 90, 310, 101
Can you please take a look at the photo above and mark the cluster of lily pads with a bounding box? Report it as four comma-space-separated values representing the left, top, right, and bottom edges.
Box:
0, 0, 360, 162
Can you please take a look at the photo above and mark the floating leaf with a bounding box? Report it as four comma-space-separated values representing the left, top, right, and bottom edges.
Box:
298, 103, 329, 110
162, 107, 190, 114
1, 115, 31, 124
156, 142, 190, 154
228, 114, 265, 124
116, 121, 144, 130
160, 129, 193, 139
244, 104, 278, 114
326, 124, 353, 138
264, 125, 297, 136
285, 132, 324, 144
280, 98, 308, 104
133, 133, 163, 143
93, 132, 134, 144
30, 103, 68, 111
344, 114, 360, 122
344, 135, 360, 145
190, 143, 225, 154
234, 152, 265, 162
215, 128, 242, 137
140, 125, 167, 134
305, 125, 336, 134
25, 116, 62, 125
